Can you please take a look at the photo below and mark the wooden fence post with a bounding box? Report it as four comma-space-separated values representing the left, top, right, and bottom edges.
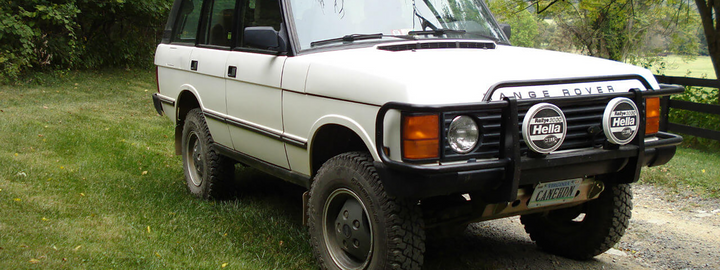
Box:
659, 96, 670, 132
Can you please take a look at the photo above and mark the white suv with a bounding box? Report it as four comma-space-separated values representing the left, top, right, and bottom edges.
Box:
153, 0, 683, 269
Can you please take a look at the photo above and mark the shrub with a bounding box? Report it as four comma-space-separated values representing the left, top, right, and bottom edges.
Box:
669, 85, 720, 149
0, 0, 171, 84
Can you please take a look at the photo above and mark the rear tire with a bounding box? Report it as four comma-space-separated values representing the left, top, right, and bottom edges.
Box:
308, 152, 425, 270
181, 108, 234, 199
521, 183, 632, 260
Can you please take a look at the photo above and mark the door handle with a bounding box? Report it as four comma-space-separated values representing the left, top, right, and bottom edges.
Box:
228, 66, 237, 78
190, 60, 199, 71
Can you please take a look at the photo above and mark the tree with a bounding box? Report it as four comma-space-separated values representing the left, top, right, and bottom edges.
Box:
489, 0, 543, 48
0, 0, 172, 83
695, 0, 720, 102
490, 0, 700, 62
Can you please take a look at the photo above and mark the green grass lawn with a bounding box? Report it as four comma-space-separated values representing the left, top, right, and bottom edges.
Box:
0, 70, 314, 269
658, 55, 716, 79
1, 69, 717, 269
641, 146, 720, 198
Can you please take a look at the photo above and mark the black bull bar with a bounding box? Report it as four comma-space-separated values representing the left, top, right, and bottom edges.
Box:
373, 85, 684, 202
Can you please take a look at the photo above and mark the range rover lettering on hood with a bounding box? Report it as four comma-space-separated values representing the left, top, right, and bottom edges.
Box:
486, 79, 646, 101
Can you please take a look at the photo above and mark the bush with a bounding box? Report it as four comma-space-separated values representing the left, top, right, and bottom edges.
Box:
669, 85, 720, 149
0, 0, 172, 84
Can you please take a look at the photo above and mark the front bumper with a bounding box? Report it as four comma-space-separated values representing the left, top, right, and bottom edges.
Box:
374, 86, 684, 201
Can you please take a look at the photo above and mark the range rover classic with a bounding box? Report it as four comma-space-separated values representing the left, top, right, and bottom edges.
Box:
152, 0, 684, 269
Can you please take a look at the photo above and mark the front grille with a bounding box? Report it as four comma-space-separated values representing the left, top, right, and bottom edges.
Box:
442, 98, 613, 161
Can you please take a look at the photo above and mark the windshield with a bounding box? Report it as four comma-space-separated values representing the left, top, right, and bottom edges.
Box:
288, 0, 508, 50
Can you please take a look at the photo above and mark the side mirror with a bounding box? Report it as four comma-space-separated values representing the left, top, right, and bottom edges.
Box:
500, 24, 512, 40
244, 26, 287, 52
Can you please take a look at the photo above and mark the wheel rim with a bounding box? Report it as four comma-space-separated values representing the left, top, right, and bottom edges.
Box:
322, 188, 373, 270
185, 131, 204, 187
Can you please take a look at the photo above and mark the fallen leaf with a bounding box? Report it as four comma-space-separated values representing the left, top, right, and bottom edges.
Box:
155, 252, 161, 257
147, 226, 151, 233
80, 193, 85, 196
29, 258, 40, 264
13, 198, 21, 202
222, 263, 228, 268
141, 171, 148, 175
14, 153, 18, 156
42, 217, 49, 221
74, 245, 82, 251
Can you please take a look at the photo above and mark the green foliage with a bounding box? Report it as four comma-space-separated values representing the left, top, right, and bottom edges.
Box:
669, 85, 720, 149
0, 0, 172, 83
488, 0, 542, 48
0, 2, 80, 81
490, 0, 702, 62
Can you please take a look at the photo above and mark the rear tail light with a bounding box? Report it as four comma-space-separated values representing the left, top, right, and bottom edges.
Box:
645, 97, 660, 135
402, 114, 440, 160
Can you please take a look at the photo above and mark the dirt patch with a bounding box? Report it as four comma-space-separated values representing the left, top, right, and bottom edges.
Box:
619, 185, 720, 269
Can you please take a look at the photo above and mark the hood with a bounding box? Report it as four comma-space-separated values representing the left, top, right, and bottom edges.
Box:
298, 41, 659, 105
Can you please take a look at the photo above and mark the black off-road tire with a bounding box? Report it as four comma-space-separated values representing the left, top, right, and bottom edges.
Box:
181, 108, 234, 199
521, 183, 633, 260
308, 152, 425, 270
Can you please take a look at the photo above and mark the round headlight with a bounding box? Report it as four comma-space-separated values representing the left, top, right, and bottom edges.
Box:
448, 115, 480, 154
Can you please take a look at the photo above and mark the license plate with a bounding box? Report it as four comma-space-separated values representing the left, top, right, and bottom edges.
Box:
528, 178, 582, 208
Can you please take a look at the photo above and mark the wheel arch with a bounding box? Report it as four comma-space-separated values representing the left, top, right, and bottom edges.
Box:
174, 85, 204, 155
308, 117, 378, 179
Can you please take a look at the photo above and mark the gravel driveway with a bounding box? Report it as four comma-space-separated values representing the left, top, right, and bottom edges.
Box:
422, 184, 720, 269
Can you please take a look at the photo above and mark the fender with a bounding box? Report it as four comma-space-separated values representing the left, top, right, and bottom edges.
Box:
174, 84, 205, 121
307, 114, 379, 165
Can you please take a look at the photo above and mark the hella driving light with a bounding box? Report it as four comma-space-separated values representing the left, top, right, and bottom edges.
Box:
603, 97, 640, 145
447, 115, 480, 154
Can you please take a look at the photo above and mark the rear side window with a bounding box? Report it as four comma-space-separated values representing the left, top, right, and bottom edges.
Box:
201, 0, 237, 47
172, 0, 203, 43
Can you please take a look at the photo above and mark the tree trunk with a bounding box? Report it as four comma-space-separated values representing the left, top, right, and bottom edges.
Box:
695, 0, 720, 103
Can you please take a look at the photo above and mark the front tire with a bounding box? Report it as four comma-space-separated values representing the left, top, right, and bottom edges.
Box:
521, 183, 633, 260
308, 152, 425, 270
181, 108, 234, 199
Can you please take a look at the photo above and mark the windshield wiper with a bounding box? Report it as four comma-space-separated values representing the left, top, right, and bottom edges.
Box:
310, 33, 416, 47
407, 29, 467, 37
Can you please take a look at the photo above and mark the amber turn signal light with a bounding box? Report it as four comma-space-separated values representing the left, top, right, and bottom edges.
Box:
402, 114, 439, 160
645, 97, 660, 135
